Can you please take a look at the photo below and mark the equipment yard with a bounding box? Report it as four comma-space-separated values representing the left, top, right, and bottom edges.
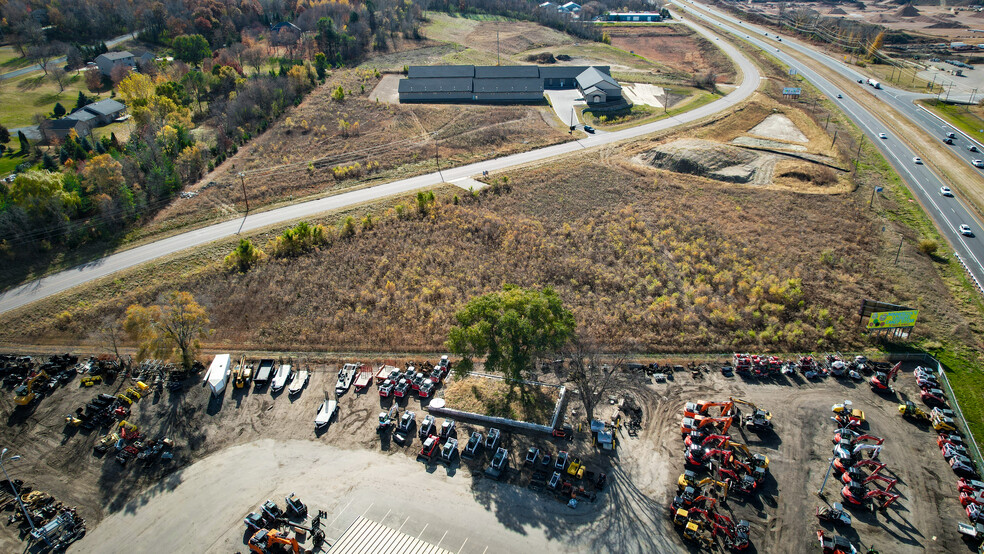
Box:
0, 351, 971, 553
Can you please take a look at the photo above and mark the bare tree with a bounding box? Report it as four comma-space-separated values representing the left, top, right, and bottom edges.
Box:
50, 67, 69, 92
110, 63, 132, 86
242, 45, 266, 75
27, 43, 57, 75
95, 316, 125, 362
564, 334, 628, 424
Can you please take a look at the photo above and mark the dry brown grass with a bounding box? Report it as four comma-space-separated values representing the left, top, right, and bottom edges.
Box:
605, 25, 736, 82
443, 376, 559, 425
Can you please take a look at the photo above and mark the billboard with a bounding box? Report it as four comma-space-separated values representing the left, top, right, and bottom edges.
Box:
867, 310, 919, 329
782, 87, 802, 95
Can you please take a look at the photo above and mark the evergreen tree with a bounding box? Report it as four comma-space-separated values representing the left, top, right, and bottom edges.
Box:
42, 153, 57, 171
18, 131, 29, 154
53, 103, 66, 118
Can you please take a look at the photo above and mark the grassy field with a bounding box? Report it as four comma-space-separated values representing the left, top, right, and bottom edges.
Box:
918, 99, 984, 139
0, 46, 31, 72
864, 62, 934, 93
0, 71, 97, 128
0, 151, 29, 177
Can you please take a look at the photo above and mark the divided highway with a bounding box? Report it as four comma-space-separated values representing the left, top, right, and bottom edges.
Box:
0, 15, 759, 315
675, 0, 984, 292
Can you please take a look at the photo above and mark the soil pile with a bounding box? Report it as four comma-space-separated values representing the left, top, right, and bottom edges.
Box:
638, 139, 773, 184
829, 7, 848, 15
895, 4, 921, 17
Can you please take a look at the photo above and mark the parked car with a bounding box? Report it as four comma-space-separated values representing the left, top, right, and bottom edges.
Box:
525, 447, 540, 466
555, 450, 569, 471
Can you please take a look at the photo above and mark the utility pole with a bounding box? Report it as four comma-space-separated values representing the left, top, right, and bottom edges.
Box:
855, 135, 864, 169
817, 457, 835, 497
972, 87, 979, 105
570, 105, 575, 134
894, 235, 903, 265
869, 185, 877, 208
0, 449, 44, 546
946, 82, 952, 103
236, 172, 249, 235
496, 24, 500, 67
435, 141, 444, 182
824, 113, 830, 131
831, 129, 838, 147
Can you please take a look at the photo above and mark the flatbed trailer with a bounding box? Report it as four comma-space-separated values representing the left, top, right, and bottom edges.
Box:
254, 359, 275, 385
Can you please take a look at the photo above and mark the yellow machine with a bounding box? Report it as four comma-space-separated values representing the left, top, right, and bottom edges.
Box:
125, 387, 142, 400
80, 375, 102, 387
899, 401, 930, 421
729, 441, 770, 470
134, 381, 149, 392
932, 413, 958, 432
14, 371, 49, 406
233, 356, 247, 388
117, 393, 133, 406
832, 402, 865, 423
682, 521, 713, 547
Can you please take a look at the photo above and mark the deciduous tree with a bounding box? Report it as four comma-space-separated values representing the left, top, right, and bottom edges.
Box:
447, 285, 576, 382
82, 153, 125, 195
50, 67, 69, 93
172, 34, 211, 67
124, 291, 212, 371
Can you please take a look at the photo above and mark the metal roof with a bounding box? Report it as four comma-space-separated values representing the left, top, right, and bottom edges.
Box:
407, 65, 475, 78
472, 78, 543, 93
329, 516, 453, 554
98, 51, 133, 61
65, 110, 98, 122
82, 98, 126, 116
474, 65, 540, 79
576, 67, 621, 91
398, 78, 473, 93
538, 65, 609, 79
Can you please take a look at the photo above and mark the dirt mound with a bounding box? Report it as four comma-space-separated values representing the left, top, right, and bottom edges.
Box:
872, 14, 900, 23
638, 139, 775, 184
895, 3, 920, 17
926, 20, 968, 28
972, 11, 984, 19
829, 7, 848, 15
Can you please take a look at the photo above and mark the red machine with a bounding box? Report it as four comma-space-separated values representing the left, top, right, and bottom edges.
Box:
869, 362, 901, 391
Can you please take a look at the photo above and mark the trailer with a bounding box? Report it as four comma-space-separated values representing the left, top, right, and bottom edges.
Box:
271, 364, 293, 393
375, 365, 399, 384
335, 364, 358, 396
866, 78, 881, 89
288, 369, 309, 396
254, 359, 275, 385
354, 365, 373, 391
203, 354, 231, 396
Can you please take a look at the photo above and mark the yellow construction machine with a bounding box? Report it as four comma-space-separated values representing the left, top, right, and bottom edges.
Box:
14, 370, 49, 406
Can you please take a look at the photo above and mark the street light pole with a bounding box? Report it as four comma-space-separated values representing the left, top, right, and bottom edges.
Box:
236, 171, 249, 235
0, 448, 43, 545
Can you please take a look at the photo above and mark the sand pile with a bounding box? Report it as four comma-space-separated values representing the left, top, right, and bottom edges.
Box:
829, 7, 848, 15
895, 4, 920, 17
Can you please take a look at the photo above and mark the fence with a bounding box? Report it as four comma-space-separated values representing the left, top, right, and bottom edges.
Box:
954, 252, 984, 296
887, 352, 984, 472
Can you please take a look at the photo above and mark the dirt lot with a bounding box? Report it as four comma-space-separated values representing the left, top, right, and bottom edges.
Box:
605, 24, 737, 83
0, 354, 969, 553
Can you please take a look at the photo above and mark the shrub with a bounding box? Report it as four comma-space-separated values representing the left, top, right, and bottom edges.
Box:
266, 221, 331, 257
340, 216, 356, 238
918, 239, 939, 256
331, 86, 345, 102
224, 238, 266, 272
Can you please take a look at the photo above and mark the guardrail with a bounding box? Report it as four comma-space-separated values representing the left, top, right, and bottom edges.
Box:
954, 252, 984, 296
887, 352, 984, 472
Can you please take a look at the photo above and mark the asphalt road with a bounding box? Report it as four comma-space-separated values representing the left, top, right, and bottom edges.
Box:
676, 0, 984, 292
0, 32, 137, 81
0, 15, 760, 315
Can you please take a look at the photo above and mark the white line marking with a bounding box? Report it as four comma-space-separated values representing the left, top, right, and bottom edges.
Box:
458, 537, 469, 554
398, 516, 410, 532
361, 502, 375, 518
326, 497, 355, 530
417, 523, 429, 539
438, 530, 448, 546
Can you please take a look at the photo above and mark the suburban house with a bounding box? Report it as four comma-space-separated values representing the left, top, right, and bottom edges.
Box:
399, 65, 615, 104
271, 21, 301, 33
43, 99, 127, 144
538, 2, 559, 11
576, 66, 623, 105
94, 51, 137, 76
607, 12, 663, 22
78, 99, 127, 125
560, 2, 581, 14
40, 118, 91, 143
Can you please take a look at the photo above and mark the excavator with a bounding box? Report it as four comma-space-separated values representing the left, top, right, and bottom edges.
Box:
729, 397, 773, 432
842, 471, 897, 491
869, 362, 901, 392
681, 415, 733, 436
831, 401, 865, 426
841, 482, 900, 509
729, 441, 770, 472
676, 473, 730, 502
14, 370, 49, 406
684, 433, 730, 448
710, 512, 750, 550
684, 400, 734, 419
831, 430, 884, 446
248, 528, 300, 554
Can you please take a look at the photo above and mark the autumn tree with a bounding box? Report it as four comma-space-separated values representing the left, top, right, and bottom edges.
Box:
447, 285, 576, 382
82, 153, 125, 195
110, 63, 132, 86
867, 31, 884, 60
124, 291, 212, 371
85, 68, 104, 92
8, 170, 80, 218
242, 45, 266, 75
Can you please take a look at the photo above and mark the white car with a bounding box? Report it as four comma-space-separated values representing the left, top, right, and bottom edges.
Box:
913, 157, 923, 164
941, 186, 953, 197
974, 160, 984, 168
960, 224, 974, 237
879, 133, 887, 139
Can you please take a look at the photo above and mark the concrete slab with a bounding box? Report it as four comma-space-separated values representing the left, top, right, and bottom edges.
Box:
622, 83, 665, 108
450, 177, 489, 191
544, 89, 585, 127
370, 74, 402, 104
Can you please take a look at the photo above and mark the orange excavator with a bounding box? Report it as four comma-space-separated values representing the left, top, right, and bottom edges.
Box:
683, 400, 734, 418
681, 415, 733, 435
248, 529, 299, 554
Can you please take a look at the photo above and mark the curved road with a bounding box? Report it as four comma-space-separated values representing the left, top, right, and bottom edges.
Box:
0, 31, 139, 81
676, 0, 984, 292
0, 16, 760, 315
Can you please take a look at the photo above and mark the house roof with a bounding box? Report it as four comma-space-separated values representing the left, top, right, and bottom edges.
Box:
472, 78, 543, 93
271, 22, 301, 32
398, 78, 473, 93
538, 65, 609, 79
562, 2, 581, 8
407, 65, 475, 79
83, 99, 126, 116
577, 66, 620, 91
44, 119, 86, 130
65, 110, 98, 123
582, 85, 605, 96
474, 65, 540, 79
98, 51, 134, 61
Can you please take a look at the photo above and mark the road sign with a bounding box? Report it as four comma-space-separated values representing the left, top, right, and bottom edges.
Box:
867, 310, 919, 330
788, 68, 798, 76
782, 87, 802, 96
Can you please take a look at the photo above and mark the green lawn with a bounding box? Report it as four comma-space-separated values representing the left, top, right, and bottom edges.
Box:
0, 151, 30, 177
0, 71, 99, 129
0, 46, 31, 73
918, 99, 984, 140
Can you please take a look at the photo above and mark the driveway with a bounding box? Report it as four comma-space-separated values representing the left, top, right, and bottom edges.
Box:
544, 89, 585, 128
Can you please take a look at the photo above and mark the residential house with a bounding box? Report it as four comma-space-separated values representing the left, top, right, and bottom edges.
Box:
560, 2, 581, 14
40, 118, 91, 143
94, 51, 136, 76
79, 99, 127, 125
576, 66, 623, 105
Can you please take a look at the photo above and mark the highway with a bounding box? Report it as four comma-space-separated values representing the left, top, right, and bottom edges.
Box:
675, 0, 984, 293
0, 15, 760, 315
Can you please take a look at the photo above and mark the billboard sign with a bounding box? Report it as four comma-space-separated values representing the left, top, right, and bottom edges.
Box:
782, 87, 802, 96
867, 310, 919, 329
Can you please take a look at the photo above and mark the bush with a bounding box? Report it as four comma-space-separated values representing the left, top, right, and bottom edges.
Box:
266, 221, 331, 257
918, 239, 939, 256
331, 86, 345, 102
224, 238, 266, 272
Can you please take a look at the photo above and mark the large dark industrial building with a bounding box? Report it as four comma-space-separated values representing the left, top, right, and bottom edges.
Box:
398, 65, 620, 105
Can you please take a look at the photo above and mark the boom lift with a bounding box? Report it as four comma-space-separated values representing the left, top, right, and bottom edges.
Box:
248, 528, 299, 554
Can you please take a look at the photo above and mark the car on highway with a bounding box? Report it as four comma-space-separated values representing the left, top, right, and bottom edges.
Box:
913, 157, 923, 164
944, 138, 954, 145
974, 160, 984, 168
969, 145, 979, 152
583, 125, 595, 134
947, 132, 957, 139
836, 94, 842, 99
941, 186, 953, 197
878, 133, 887, 139
960, 224, 974, 237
